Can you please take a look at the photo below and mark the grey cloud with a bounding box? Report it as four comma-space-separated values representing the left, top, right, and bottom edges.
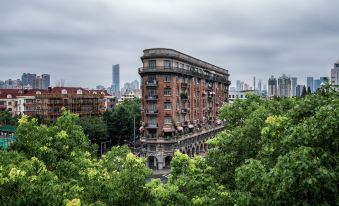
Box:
0, 0, 338, 87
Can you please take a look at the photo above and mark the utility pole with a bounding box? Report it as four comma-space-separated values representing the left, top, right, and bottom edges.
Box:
133, 115, 136, 150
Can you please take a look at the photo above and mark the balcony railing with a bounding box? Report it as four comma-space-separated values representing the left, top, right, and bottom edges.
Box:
145, 110, 158, 115
145, 95, 158, 101
181, 108, 188, 113
146, 124, 158, 129
23, 102, 34, 106
146, 80, 157, 87
138, 66, 230, 84
181, 83, 188, 88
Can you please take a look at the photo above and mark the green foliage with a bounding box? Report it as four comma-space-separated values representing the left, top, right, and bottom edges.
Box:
156, 85, 338, 205
0, 110, 18, 125
1, 110, 152, 206
77, 116, 108, 141
1, 86, 338, 205
104, 98, 141, 145
208, 85, 339, 205
302, 85, 307, 96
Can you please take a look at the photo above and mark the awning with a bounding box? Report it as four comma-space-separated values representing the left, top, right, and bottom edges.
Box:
177, 126, 183, 131
163, 127, 175, 133
0, 125, 16, 133
188, 124, 194, 128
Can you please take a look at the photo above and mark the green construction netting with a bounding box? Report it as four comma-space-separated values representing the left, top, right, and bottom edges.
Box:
0, 125, 17, 133
0, 136, 16, 149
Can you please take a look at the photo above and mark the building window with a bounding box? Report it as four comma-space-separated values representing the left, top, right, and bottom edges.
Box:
164, 116, 172, 124
174, 62, 178, 68
164, 88, 171, 96
8, 102, 12, 106
148, 89, 156, 96
147, 75, 156, 85
148, 104, 156, 111
149, 60, 156, 69
164, 102, 172, 110
149, 145, 156, 151
164, 75, 171, 82
164, 60, 171, 68
148, 117, 156, 125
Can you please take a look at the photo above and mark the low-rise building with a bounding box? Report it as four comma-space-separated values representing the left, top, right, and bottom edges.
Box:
0, 87, 115, 121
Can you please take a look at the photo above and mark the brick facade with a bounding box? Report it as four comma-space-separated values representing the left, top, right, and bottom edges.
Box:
138, 48, 230, 169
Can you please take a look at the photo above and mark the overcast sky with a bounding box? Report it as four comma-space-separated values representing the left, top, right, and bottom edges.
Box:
1, 0, 338, 88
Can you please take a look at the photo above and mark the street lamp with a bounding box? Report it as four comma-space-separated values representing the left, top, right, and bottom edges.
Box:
133, 115, 136, 150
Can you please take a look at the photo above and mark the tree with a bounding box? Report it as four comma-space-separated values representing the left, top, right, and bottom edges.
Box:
1, 86, 338, 205
0, 110, 17, 125
307, 86, 312, 94
1, 110, 152, 205
104, 98, 141, 146
208, 85, 339, 205
301, 85, 307, 96
77, 116, 108, 141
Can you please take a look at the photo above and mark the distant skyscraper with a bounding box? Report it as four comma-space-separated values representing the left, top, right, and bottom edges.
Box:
268, 75, 277, 97
131, 80, 139, 90
307, 77, 314, 92
291, 77, 297, 96
236, 80, 241, 91
313, 79, 321, 91
278, 74, 291, 97
22, 73, 36, 87
319, 77, 328, 84
331, 60, 339, 90
33, 76, 43, 89
263, 84, 267, 92
42, 74, 50, 89
96, 85, 105, 90
112, 64, 120, 97
258, 80, 262, 92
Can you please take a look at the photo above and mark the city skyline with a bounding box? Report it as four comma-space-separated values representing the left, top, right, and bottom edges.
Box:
1, 0, 338, 88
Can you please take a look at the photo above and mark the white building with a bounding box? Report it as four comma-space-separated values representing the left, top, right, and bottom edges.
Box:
228, 90, 255, 103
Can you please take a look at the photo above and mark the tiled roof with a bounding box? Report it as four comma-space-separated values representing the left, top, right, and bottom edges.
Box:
0, 87, 110, 98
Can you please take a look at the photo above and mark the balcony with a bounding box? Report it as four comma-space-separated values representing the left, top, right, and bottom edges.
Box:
145, 95, 158, 101
181, 108, 188, 113
138, 67, 230, 84
23, 102, 34, 106
146, 80, 157, 87
146, 124, 158, 129
181, 83, 188, 88
24, 111, 36, 116
180, 93, 188, 101
145, 110, 158, 115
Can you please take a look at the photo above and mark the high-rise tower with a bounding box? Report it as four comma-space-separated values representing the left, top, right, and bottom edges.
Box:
112, 64, 120, 98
